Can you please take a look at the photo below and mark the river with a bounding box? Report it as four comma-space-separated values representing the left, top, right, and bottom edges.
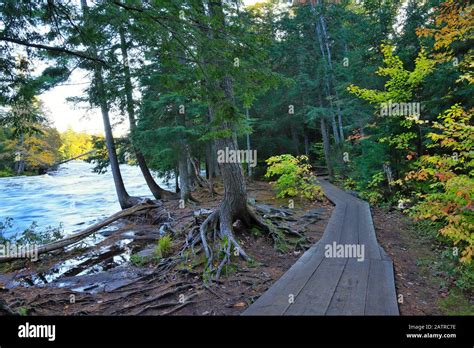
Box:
0, 161, 174, 239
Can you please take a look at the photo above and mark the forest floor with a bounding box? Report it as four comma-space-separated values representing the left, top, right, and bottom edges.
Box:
1, 181, 468, 315
373, 208, 473, 315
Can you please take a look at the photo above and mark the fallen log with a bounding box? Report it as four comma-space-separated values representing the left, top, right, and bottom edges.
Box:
0, 202, 160, 264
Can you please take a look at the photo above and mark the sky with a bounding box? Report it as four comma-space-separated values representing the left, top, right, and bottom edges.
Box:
39, 0, 265, 136
40, 69, 109, 135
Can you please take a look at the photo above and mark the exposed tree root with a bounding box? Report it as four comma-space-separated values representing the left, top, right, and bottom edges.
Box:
0, 298, 17, 315
189, 157, 217, 195
181, 203, 304, 282
159, 296, 197, 315
114, 283, 195, 315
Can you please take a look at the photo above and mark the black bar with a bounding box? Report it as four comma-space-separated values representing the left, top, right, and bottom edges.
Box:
0, 315, 472, 346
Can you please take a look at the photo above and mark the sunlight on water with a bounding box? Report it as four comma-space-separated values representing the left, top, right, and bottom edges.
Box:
0, 161, 173, 238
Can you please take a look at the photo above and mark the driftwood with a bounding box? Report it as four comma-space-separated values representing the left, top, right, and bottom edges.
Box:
0, 202, 160, 264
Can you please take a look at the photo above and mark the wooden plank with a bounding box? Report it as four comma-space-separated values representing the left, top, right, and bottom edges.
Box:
326, 258, 370, 315
242, 249, 325, 315
365, 259, 399, 315
284, 258, 347, 315
319, 180, 347, 205
358, 202, 382, 260
338, 202, 359, 246
379, 245, 391, 261
318, 203, 347, 246
244, 193, 347, 315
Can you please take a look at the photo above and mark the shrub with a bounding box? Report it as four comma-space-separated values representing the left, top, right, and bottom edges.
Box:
408, 105, 474, 263
155, 235, 173, 258
265, 154, 323, 201
411, 175, 473, 263
129, 254, 146, 267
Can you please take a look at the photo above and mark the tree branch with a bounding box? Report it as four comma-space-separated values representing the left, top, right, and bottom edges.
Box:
0, 36, 106, 64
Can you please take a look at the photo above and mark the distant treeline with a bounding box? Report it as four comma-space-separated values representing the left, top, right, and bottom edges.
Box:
0, 116, 99, 177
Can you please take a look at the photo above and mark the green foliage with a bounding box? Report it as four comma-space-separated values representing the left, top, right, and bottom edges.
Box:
154, 235, 173, 259
0, 217, 63, 245
0, 97, 47, 138
17, 307, 29, 316
130, 254, 146, 267
0, 168, 14, 177
438, 289, 474, 316
411, 175, 473, 260
348, 44, 435, 103
0, 0, 472, 317
22, 126, 62, 170
407, 105, 474, 263
16, 222, 63, 245
0, 217, 14, 244
411, 220, 473, 306
250, 227, 263, 238
265, 154, 323, 201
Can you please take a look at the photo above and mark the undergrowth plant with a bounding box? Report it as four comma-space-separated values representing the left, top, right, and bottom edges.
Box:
265, 154, 323, 201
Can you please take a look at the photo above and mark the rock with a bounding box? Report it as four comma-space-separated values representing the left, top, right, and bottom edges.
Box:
193, 208, 213, 217
301, 208, 326, 220
136, 247, 155, 259
256, 204, 292, 215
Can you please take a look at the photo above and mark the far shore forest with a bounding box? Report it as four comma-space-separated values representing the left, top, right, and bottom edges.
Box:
0, 0, 472, 313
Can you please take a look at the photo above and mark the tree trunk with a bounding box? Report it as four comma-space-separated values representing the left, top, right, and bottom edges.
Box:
178, 150, 192, 202
320, 117, 334, 179
195, 2, 269, 278
245, 108, 252, 177
205, 140, 215, 194
290, 123, 300, 155
118, 25, 174, 200
81, 0, 134, 209
187, 155, 197, 189
95, 71, 134, 209
335, 95, 344, 141
313, 1, 344, 143
174, 167, 180, 193
212, 77, 249, 223
15, 135, 25, 175
331, 112, 340, 144
303, 129, 309, 156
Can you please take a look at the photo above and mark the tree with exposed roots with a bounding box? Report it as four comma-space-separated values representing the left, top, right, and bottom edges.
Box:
190, 1, 281, 279
118, 0, 283, 278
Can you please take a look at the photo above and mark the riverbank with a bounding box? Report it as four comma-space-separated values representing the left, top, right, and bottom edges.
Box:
0, 181, 334, 315
0, 169, 39, 178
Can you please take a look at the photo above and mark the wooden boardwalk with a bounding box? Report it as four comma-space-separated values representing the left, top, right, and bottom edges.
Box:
243, 180, 399, 315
